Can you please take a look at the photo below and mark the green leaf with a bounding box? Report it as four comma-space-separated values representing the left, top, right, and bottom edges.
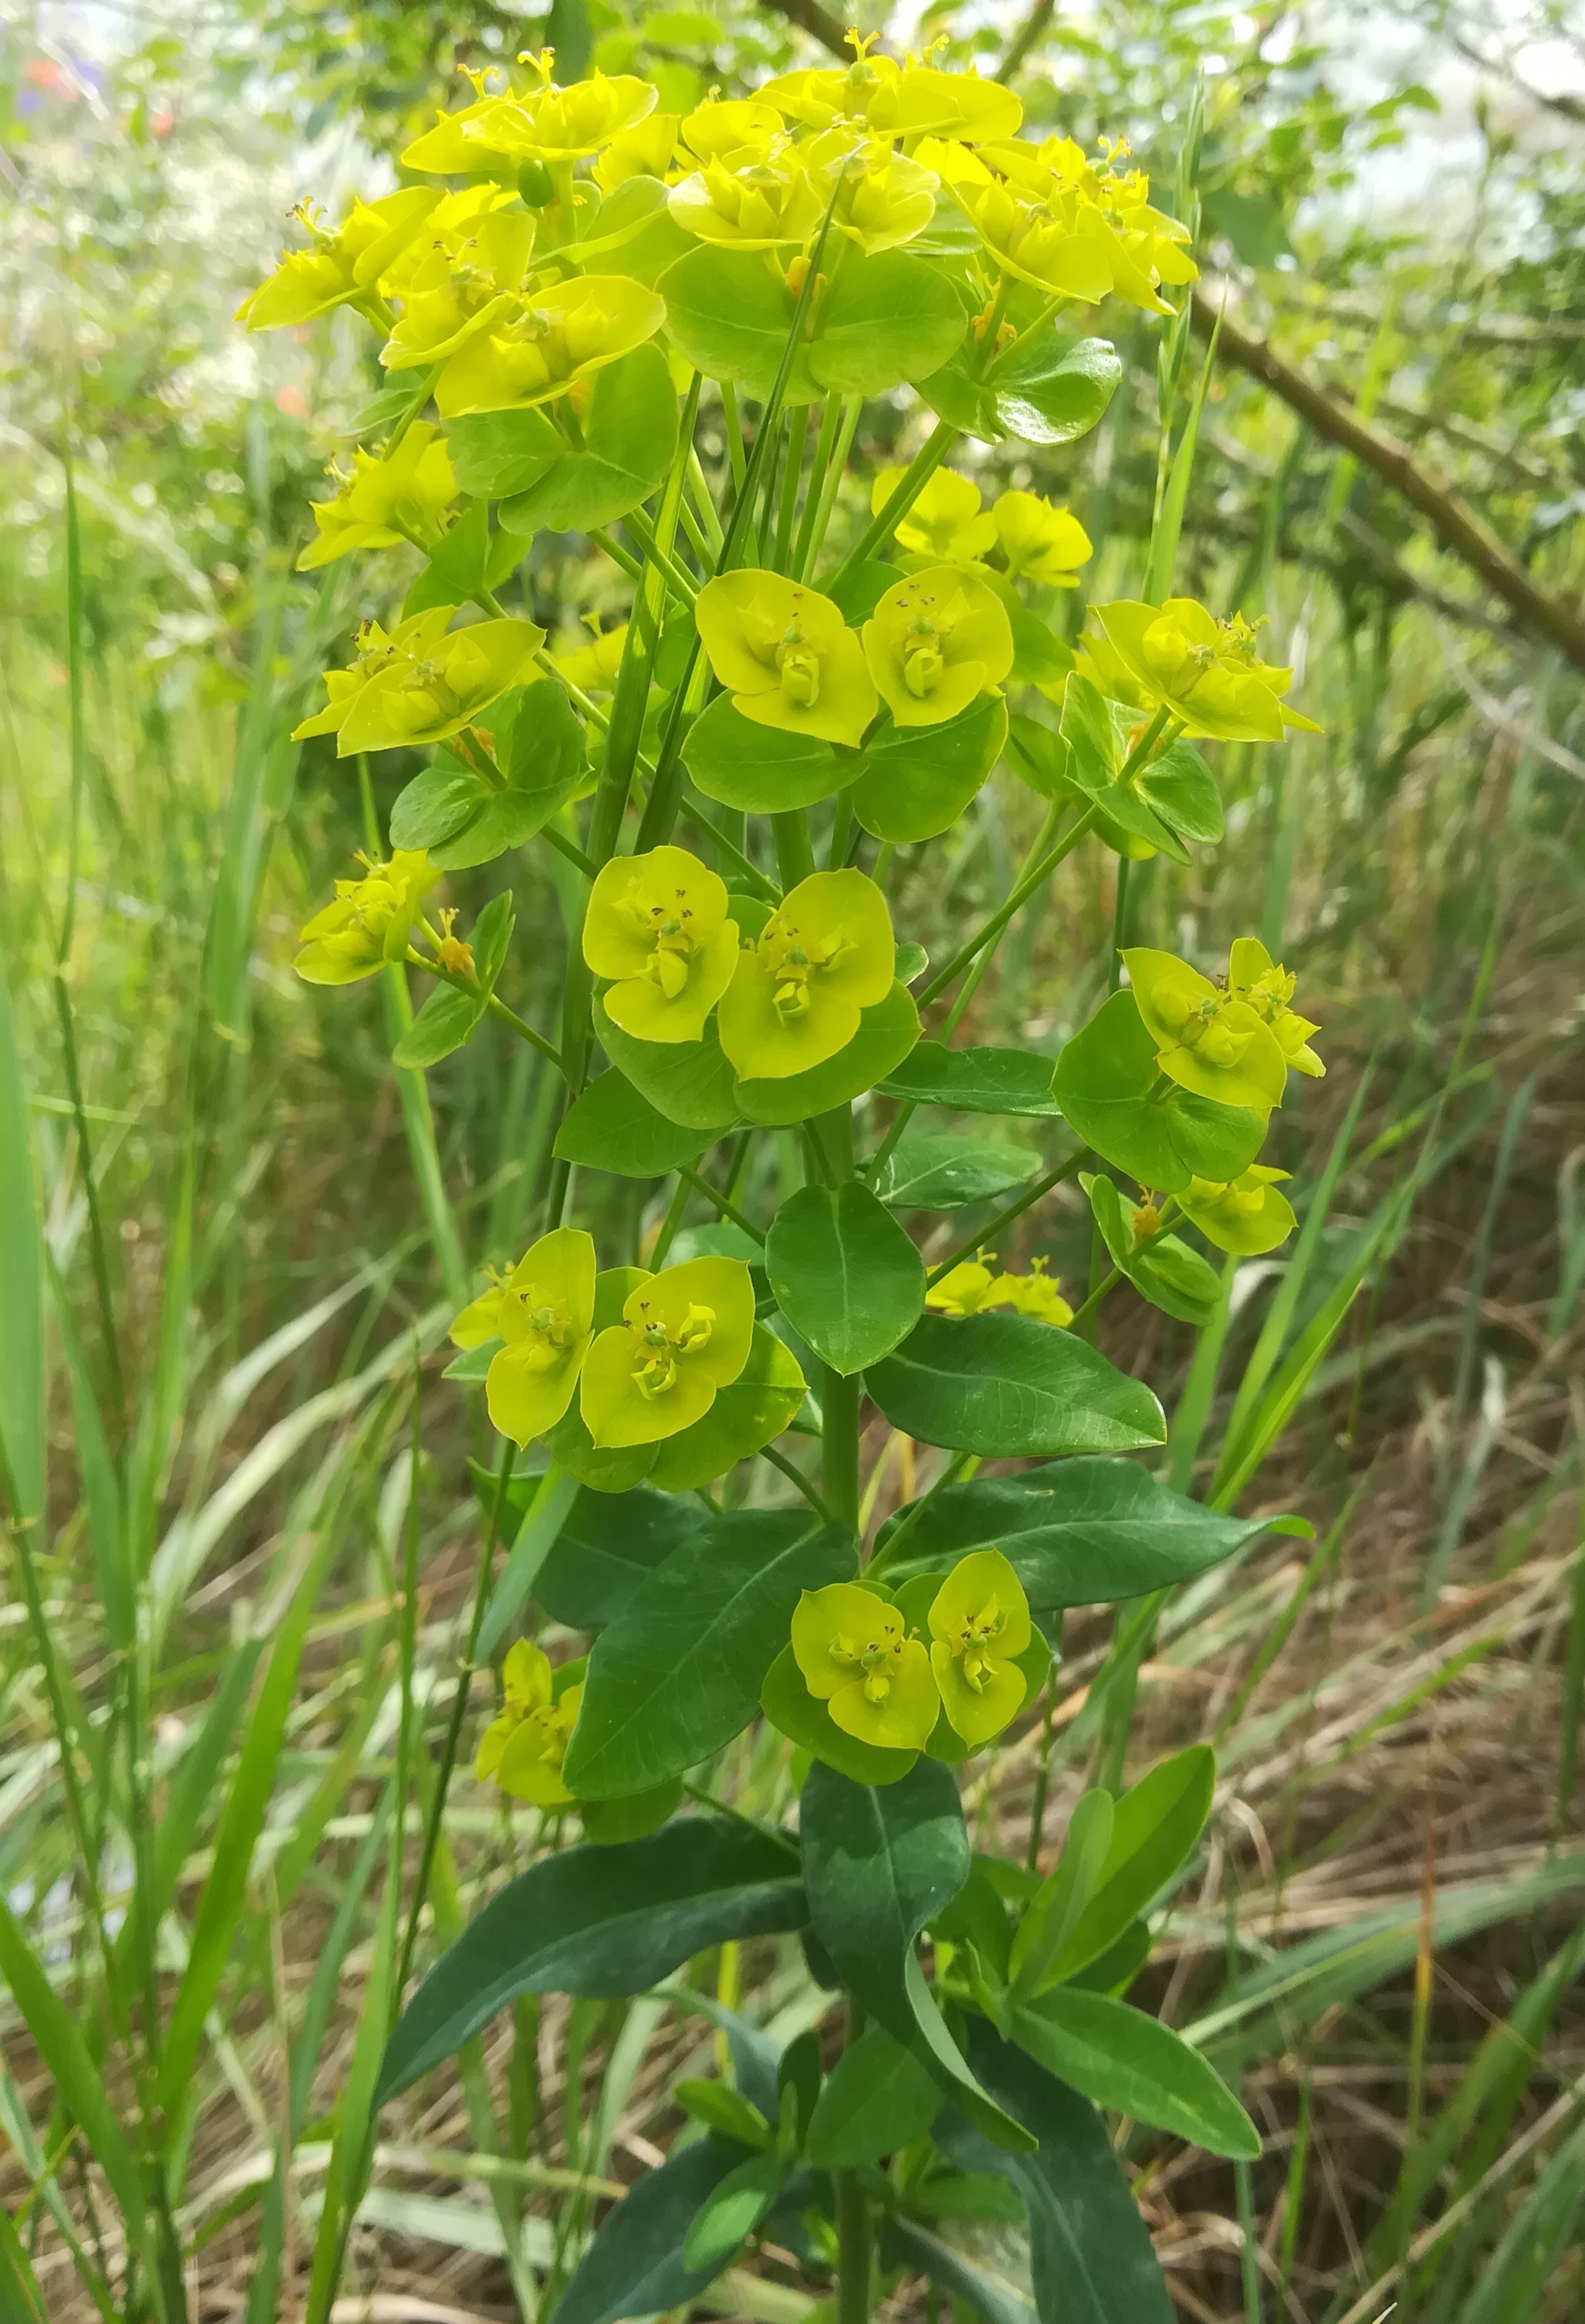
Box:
826, 558, 905, 623
531, 1483, 694, 1629
866, 1316, 1165, 1460
1060, 678, 1222, 861
0, 955, 43, 1524
1009, 1788, 1115, 2000
799, 1761, 1034, 2152
906, 2171, 1028, 2224
542, 1399, 659, 1494
1067, 1919, 1151, 1997
563, 1512, 853, 1798
1201, 185, 1294, 268
485, 346, 679, 534
1081, 1172, 1223, 1327
377, 1816, 806, 2100
580, 172, 695, 286
734, 981, 921, 1127
674, 2077, 773, 2149
1051, 992, 1266, 1193
660, 245, 820, 403
1051, 1748, 1216, 1983
806, 249, 967, 393
645, 1323, 807, 1490
765, 1182, 925, 1376
878, 1040, 1062, 1119
877, 1132, 1037, 1212
849, 694, 1007, 843
595, 990, 742, 1129
405, 495, 523, 614
1011, 1988, 1259, 2158
683, 692, 851, 813
550, 2136, 748, 2324
554, 1068, 723, 1177
760, 1642, 919, 1786
873, 1458, 1287, 1610
581, 1778, 683, 1845
683, 2149, 787, 2270
391, 680, 585, 868
882, 2218, 1036, 2324
806, 2022, 944, 2166
936, 2024, 1175, 2324
919, 329, 1121, 447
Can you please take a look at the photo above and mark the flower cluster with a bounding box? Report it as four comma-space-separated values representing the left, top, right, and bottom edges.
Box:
790, 1549, 1036, 1752
292, 607, 544, 756
927, 1252, 1073, 1325
475, 1639, 582, 1807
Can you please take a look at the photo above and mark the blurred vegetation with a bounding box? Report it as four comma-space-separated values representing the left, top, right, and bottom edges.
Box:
1, 0, 1582, 2318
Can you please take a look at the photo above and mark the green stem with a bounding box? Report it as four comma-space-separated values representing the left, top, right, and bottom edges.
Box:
827, 418, 955, 593
773, 809, 818, 888
719, 380, 747, 493
620, 510, 698, 603
774, 401, 809, 574
797, 393, 863, 581
761, 1441, 839, 1526
677, 1164, 764, 1245
919, 807, 1099, 1008
835, 2003, 872, 2324
925, 1150, 1088, 1285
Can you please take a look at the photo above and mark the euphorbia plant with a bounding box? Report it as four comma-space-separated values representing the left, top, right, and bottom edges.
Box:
252, 32, 1325, 2321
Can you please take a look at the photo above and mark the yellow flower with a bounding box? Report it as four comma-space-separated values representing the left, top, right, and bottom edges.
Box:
693, 572, 877, 749
552, 618, 628, 693
863, 565, 1014, 728
790, 1582, 940, 1752
475, 1640, 582, 1808
434, 275, 666, 416
1123, 946, 1289, 1115
294, 849, 439, 984
679, 97, 784, 165
1180, 1166, 1297, 1257
993, 492, 1092, 587
925, 1255, 1003, 1317
1228, 938, 1324, 1078
1091, 600, 1321, 745
805, 132, 939, 256
451, 1226, 597, 1447
964, 136, 1198, 316
403, 61, 658, 173
873, 468, 996, 565
927, 1550, 1032, 1748
592, 111, 682, 191
379, 206, 538, 371
579, 1256, 755, 1448
716, 870, 894, 1081
761, 43, 1021, 144
236, 187, 441, 329
995, 1261, 1072, 1327
668, 142, 825, 250
296, 425, 458, 572
292, 607, 545, 756
583, 845, 739, 1044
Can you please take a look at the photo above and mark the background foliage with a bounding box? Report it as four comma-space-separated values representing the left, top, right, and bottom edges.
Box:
2, 0, 1582, 2318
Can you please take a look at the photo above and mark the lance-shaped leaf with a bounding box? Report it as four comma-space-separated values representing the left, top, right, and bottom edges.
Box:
549, 2136, 748, 2324
1011, 1987, 1260, 2158
377, 1817, 806, 2099
878, 1040, 1063, 1119
866, 1316, 1164, 1460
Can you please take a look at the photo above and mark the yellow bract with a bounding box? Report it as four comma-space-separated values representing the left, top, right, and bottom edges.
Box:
668, 142, 825, 251
864, 565, 1014, 727
1181, 1166, 1297, 1256
717, 870, 894, 1081
760, 45, 1022, 144
960, 136, 1198, 316
237, 186, 440, 329
994, 491, 1093, 587
925, 1255, 1072, 1325
1124, 946, 1288, 1114
583, 845, 739, 1044
875, 468, 996, 565
790, 1582, 940, 1751
812, 134, 940, 255
694, 572, 877, 749
379, 206, 537, 371
1092, 599, 1321, 744
680, 98, 785, 164
450, 1227, 598, 1447
434, 275, 666, 416
592, 111, 683, 191
553, 620, 628, 693
927, 1549, 1032, 1747
294, 850, 439, 986
296, 426, 458, 572
475, 1640, 582, 1808
403, 62, 658, 172
1228, 937, 1324, 1078
579, 1256, 755, 1448
293, 607, 544, 756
